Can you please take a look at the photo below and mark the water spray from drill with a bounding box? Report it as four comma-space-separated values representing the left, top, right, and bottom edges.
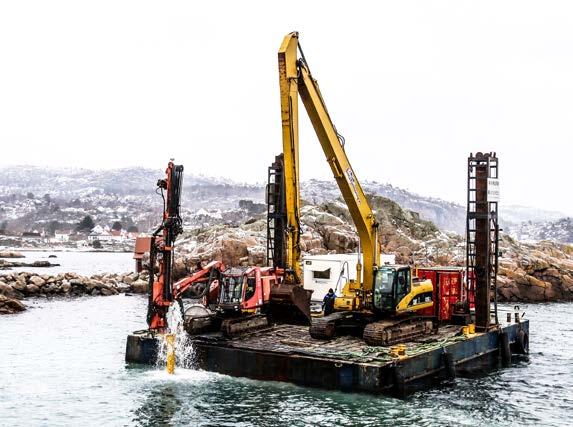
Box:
144, 160, 184, 374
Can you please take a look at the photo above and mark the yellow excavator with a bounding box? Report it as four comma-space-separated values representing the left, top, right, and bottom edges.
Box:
278, 31, 435, 345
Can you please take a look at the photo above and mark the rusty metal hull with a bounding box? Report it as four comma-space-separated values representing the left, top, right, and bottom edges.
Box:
125, 319, 529, 397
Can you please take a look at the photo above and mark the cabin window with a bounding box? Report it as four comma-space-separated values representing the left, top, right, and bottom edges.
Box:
313, 269, 331, 280
221, 276, 242, 303
244, 277, 256, 301
397, 269, 409, 298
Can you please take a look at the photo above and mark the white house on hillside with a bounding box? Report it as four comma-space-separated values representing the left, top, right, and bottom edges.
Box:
51, 231, 70, 243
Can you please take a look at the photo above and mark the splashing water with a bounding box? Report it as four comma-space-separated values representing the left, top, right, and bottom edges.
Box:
155, 303, 196, 371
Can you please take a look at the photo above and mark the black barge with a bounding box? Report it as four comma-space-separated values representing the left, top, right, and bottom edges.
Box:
125, 313, 529, 397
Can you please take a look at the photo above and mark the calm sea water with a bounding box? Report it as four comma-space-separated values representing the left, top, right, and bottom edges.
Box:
0, 251, 571, 426
6, 250, 134, 275
0, 295, 571, 426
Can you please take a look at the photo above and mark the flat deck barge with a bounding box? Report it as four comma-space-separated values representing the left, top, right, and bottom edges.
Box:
126, 314, 529, 397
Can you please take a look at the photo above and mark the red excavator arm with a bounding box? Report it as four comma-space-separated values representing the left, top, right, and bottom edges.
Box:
172, 260, 226, 303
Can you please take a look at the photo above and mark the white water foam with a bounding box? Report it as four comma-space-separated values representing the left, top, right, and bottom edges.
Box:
155, 303, 196, 371
143, 367, 218, 383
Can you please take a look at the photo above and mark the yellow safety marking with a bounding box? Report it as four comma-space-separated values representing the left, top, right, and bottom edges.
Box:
166, 334, 176, 374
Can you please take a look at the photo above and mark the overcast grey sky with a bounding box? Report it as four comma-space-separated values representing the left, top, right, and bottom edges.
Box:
1, 1, 572, 214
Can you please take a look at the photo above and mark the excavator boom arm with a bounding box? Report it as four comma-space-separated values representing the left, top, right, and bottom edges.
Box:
172, 260, 225, 299
297, 62, 378, 291
279, 32, 379, 293
277, 33, 303, 283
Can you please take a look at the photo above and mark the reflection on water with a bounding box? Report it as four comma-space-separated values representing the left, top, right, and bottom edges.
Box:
132, 382, 182, 427
0, 295, 571, 427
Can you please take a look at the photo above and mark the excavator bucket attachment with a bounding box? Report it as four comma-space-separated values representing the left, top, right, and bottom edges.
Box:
268, 284, 313, 325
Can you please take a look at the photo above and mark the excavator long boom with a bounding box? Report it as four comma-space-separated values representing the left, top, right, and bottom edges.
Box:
278, 32, 379, 295
278, 34, 302, 283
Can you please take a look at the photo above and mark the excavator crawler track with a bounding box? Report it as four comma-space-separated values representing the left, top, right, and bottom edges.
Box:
309, 312, 348, 340
363, 317, 435, 346
221, 315, 269, 338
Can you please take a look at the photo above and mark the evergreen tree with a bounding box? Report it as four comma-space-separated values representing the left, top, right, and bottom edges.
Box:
47, 221, 60, 236
76, 216, 95, 232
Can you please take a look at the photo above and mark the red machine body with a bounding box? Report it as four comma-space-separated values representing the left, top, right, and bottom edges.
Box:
416, 267, 465, 322
172, 262, 283, 314
143, 161, 310, 334
217, 266, 283, 313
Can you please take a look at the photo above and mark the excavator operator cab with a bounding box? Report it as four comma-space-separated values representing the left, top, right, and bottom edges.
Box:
219, 269, 258, 312
219, 272, 245, 310
373, 266, 411, 314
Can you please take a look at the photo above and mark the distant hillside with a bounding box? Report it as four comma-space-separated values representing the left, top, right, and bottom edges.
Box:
0, 166, 568, 242
302, 180, 573, 237
501, 205, 570, 224
507, 217, 573, 244
0, 165, 263, 210
302, 179, 466, 234
0, 166, 263, 235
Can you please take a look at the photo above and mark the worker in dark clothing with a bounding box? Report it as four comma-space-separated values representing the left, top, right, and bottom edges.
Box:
322, 288, 336, 316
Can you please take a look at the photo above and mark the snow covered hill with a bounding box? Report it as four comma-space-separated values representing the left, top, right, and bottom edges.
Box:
0, 166, 569, 243
506, 217, 573, 244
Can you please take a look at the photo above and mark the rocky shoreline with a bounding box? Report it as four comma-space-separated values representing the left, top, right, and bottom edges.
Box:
0, 250, 60, 270
0, 259, 61, 269
1, 258, 572, 315
176, 198, 573, 304
0, 251, 25, 258
1, 196, 572, 315
497, 239, 573, 302
0, 271, 150, 314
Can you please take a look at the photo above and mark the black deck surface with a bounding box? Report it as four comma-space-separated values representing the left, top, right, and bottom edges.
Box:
192, 323, 467, 365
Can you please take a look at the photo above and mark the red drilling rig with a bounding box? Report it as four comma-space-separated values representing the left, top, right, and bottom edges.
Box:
143, 161, 311, 336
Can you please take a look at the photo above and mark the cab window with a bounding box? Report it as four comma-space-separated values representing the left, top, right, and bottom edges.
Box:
396, 269, 410, 300
374, 268, 395, 309
244, 277, 256, 301
375, 269, 394, 293
222, 276, 242, 303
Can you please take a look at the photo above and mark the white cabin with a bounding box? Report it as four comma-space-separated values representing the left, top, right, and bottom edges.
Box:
303, 253, 395, 303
